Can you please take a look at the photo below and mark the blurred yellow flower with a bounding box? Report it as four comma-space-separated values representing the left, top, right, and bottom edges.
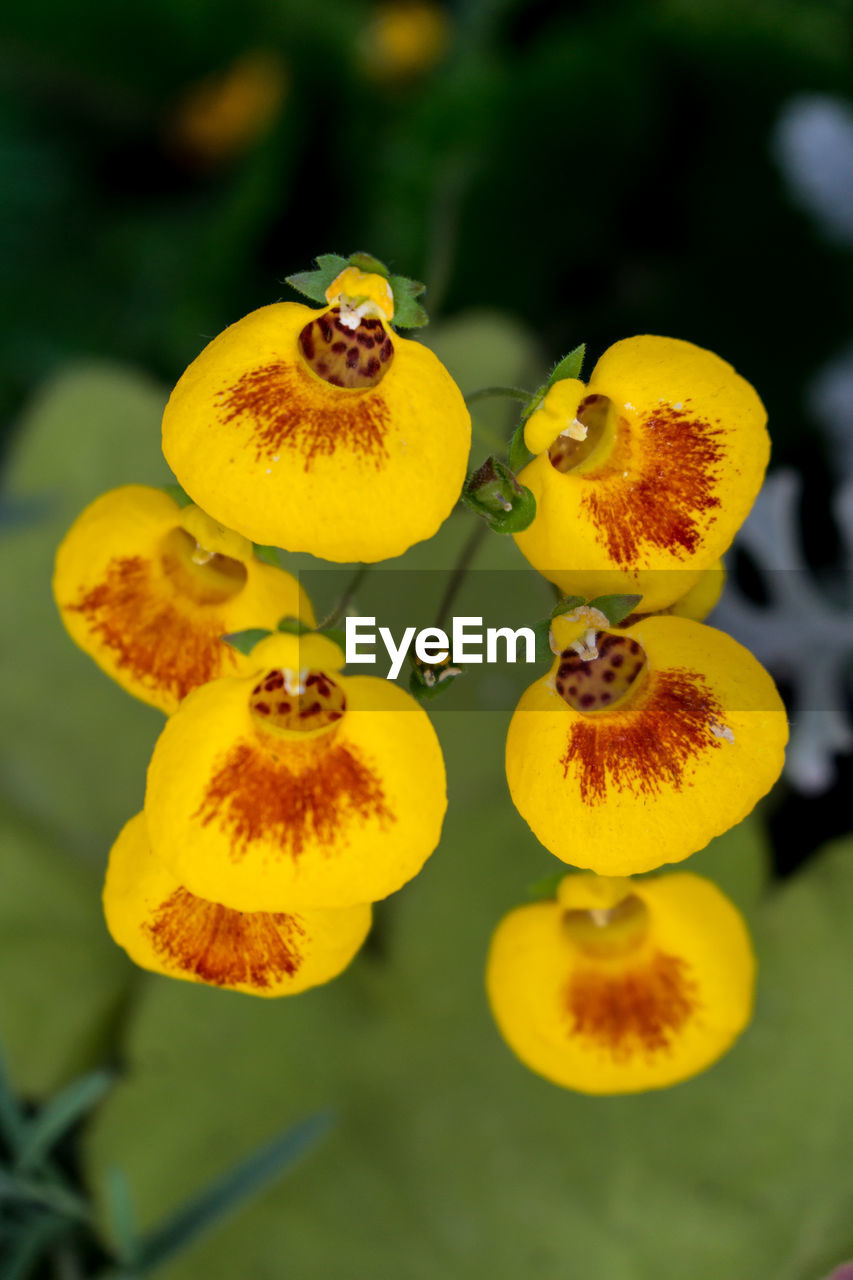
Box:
514, 337, 769, 613
161, 271, 470, 562
506, 615, 787, 875
169, 50, 287, 165
105, 813, 371, 996
53, 484, 313, 714
360, 1, 450, 81
145, 630, 447, 910
487, 871, 755, 1094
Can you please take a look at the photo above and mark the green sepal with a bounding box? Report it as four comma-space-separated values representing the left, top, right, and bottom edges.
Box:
408, 661, 463, 701
461, 456, 536, 534
285, 254, 349, 304
348, 251, 390, 278
530, 619, 556, 667
161, 483, 193, 508
221, 628, 272, 655
508, 420, 534, 473
277, 616, 311, 635
389, 274, 428, 328
547, 343, 585, 388
587, 593, 643, 625
252, 544, 281, 567
549, 595, 586, 620
526, 870, 566, 901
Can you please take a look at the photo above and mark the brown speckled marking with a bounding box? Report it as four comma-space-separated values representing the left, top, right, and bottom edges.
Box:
250, 669, 346, 733
566, 951, 698, 1058
217, 311, 392, 468
195, 738, 394, 859
563, 401, 726, 567
299, 308, 394, 389
560, 667, 726, 805
555, 634, 647, 711
67, 556, 237, 702
146, 887, 306, 989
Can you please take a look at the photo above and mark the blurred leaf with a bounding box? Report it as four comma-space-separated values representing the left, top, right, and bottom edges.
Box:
131, 1114, 331, 1276
0, 363, 170, 859
1, 1213, 70, 1280
85, 721, 848, 1280
104, 1167, 137, 1267
17, 1069, 114, 1173
0, 803, 130, 1097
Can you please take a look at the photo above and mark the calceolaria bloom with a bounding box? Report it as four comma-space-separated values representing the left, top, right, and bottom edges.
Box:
513, 337, 768, 613
54, 485, 313, 714
105, 813, 371, 996
161, 258, 471, 562
506, 613, 787, 875
486, 872, 755, 1094
145, 630, 447, 910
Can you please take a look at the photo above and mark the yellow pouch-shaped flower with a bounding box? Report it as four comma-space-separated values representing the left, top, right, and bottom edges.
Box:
487, 871, 755, 1094
513, 337, 768, 612
161, 267, 470, 562
144, 631, 447, 911
506, 614, 787, 875
54, 485, 314, 714
105, 813, 370, 996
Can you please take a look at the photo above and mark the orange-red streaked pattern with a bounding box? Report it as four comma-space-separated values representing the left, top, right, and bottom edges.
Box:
566, 950, 698, 1058
145, 886, 306, 989
217, 352, 391, 467
559, 668, 725, 805
581, 404, 725, 566
68, 556, 236, 701
196, 738, 394, 858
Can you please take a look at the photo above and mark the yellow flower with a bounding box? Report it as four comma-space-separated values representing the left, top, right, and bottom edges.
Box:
486, 871, 755, 1094
360, 1, 450, 81
53, 485, 313, 715
169, 50, 287, 166
619, 560, 726, 627
144, 630, 447, 910
161, 268, 470, 563
513, 337, 769, 613
506, 614, 787, 875
105, 813, 370, 996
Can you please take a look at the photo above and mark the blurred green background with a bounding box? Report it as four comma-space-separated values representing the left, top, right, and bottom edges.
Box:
2, 1, 853, 1276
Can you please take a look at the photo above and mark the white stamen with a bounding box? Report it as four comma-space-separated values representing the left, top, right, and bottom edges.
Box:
190, 545, 215, 566
589, 908, 611, 927
559, 417, 588, 442
570, 628, 600, 662
710, 719, 735, 743
283, 668, 308, 696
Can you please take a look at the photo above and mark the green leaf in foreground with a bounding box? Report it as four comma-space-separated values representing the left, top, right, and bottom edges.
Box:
221, 628, 272, 655
547, 342, 585, 387
587, 593, 643, 625
17, 1069, 114, 1173
130, 1114, 332, 1276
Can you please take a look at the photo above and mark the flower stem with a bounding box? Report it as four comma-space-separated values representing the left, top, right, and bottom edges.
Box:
436, 520, 489, 629
318, 565, 370, 630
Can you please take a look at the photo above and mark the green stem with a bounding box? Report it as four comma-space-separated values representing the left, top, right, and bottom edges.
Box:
436, 520, 489, 629
317, 565, 370, 630
464, 385, 533, 407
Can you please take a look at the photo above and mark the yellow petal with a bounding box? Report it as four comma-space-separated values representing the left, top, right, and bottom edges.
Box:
487, 871, 755, 1094
53, 485, 314, 714
513, 336, 768, 613
505, 615, 787, 875
145, 669, 447, 910
104, 813, 370, 996
161, 302, 470, 562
